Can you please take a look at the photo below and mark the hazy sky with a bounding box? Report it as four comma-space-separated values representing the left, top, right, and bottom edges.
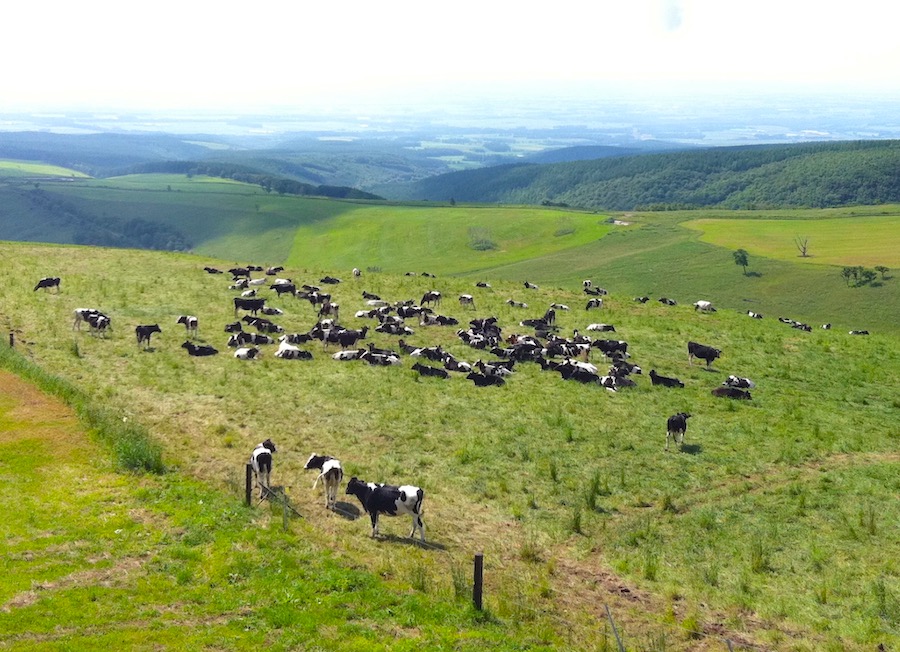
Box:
4, 0, 900, 111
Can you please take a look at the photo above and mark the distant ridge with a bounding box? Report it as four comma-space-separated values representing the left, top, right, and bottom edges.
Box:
386, 140, 900, 210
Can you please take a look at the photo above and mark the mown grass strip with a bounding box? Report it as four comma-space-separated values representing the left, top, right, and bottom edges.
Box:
0, 343, 164, 473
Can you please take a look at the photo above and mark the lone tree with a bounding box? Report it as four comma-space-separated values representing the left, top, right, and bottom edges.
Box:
794, 236, 810, 257
733, 249, 750, 275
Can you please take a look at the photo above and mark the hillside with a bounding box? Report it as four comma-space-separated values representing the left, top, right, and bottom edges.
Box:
387, 140, 900, 210
1, 241, 897, 651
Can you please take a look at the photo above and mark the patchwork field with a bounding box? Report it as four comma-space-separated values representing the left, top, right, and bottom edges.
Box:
1, 240, 897, 650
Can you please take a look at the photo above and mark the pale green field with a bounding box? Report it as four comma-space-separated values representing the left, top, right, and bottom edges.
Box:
0, 159, 90, 178
285, 204, 614, 275
682, 213, 900, 267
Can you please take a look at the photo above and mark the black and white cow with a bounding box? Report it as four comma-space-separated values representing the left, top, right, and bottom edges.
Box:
666, 412, 691, 451
585, 298, 603, 310
693, 300, 716, 312
250, 439, 277, 499
747, 311, 764, 319
345, 477, 426, 542
73, 308, 101, 330
34, 276, 61, 292
177, 315, 199, 338
688, 341, 721, 368
724, 375, 756, 389
849, 330, 870, 335
712, 386, 752, 400
649, 369, 684, 388
305, 454, 344, 509
459, 294, 475, 309
135, 324, 161, 349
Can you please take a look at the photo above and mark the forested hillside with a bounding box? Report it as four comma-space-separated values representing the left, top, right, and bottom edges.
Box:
388, 140, 900, 210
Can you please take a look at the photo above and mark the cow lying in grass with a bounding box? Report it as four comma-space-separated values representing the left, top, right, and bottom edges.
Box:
345, 477, 425, 542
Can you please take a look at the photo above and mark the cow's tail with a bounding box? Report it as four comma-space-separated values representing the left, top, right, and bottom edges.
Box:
312, 471, 325, 489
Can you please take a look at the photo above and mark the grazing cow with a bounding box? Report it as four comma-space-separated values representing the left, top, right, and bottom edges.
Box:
73, 308, 101, 331
711, 386, 752, 400
181, 341, 218, 356
337, 326, 369, 349
658, 297, 677, 306
849, 330, 870, 335
270, 282, 297, 297
135, 324, 161, 349
586, 298, 603, 310
411, 362, 449, 379
345, 477, 426, 542
459, 294, 475, 309
233, 297, 266, 316
306, 454, 344, 509
177, 315, 199, 338
250, 439, 277, 499
693, 300, 716, 312
649, 369, 684, 388
33, 276, 61, 292
724, 375, 756, 389
747, 311, 764, 319
421, 291, 442, 307
666, 412, 691, 451
688, 341, 721, 368
233, 346, 261, 360
86, 312, 112, 337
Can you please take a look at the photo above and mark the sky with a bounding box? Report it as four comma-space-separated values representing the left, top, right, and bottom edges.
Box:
3, 0, 900, 112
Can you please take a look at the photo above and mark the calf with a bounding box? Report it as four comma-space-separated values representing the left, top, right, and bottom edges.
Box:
181, 341, 218, 356
649, 369, 684, 388
345, 477, 425, 542
711, 386, 752, 400
177, 315, 199, 338
135, 324, 161, 349
250, 439, 276, 499
688, 341, 721, 368
305, 454, 344, 509
666, 412, 691, 451
411, 362, 449, 379
34, 276, 61, 292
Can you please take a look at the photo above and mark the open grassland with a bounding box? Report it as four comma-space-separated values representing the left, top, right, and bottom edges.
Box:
1, 241, 898, 651
0, 369, 520, 651
0, 159, 90, 178
284, 204, 612, 275
682, 209, 900, 268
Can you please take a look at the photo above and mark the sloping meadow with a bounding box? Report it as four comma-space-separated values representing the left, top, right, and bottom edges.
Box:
2, 241, 898, 650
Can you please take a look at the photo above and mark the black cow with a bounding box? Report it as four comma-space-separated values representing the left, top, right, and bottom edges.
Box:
688, 341, 721, 368
203, 266, 223, 274
411, 362, 449, 379
649, 369, 684, 388
182, 341, 218, 356
345, 477, 426, 541
712, 386, 752, 400
135, 324, 161, 348
466, 372, 505, 387
233, 297, 266, 316
33, 276, 61, 292
666, 412, 691, 451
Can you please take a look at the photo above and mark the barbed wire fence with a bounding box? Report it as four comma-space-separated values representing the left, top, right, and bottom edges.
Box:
235, 463, 767, 650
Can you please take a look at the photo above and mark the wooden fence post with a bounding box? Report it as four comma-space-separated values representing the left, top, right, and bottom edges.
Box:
245, 463, 253, 506
8, 332, 13, 348
473, 552, 484, 611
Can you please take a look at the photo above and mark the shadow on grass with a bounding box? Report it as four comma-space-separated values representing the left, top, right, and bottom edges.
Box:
745, 271, 763, 277
680, 443, 703, 455
377, 532, 448, 551
332, 501, 361, 520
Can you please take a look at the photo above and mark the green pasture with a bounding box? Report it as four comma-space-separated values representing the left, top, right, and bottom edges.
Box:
0, 159, 89, 178
1, 241, 897, 650
284, 204, 613, 275
682, 212, 900, 268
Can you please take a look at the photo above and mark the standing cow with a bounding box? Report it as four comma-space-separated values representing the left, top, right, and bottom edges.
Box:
345, 477, 426, 542
250, 439, 277, 499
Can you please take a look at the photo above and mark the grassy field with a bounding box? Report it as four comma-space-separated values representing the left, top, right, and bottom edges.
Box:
682, 211, 900, 268
1, 240, 897, 650
0, 159, 90, 178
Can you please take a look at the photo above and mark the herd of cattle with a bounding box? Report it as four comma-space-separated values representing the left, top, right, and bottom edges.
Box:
32, 268, 871, 541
